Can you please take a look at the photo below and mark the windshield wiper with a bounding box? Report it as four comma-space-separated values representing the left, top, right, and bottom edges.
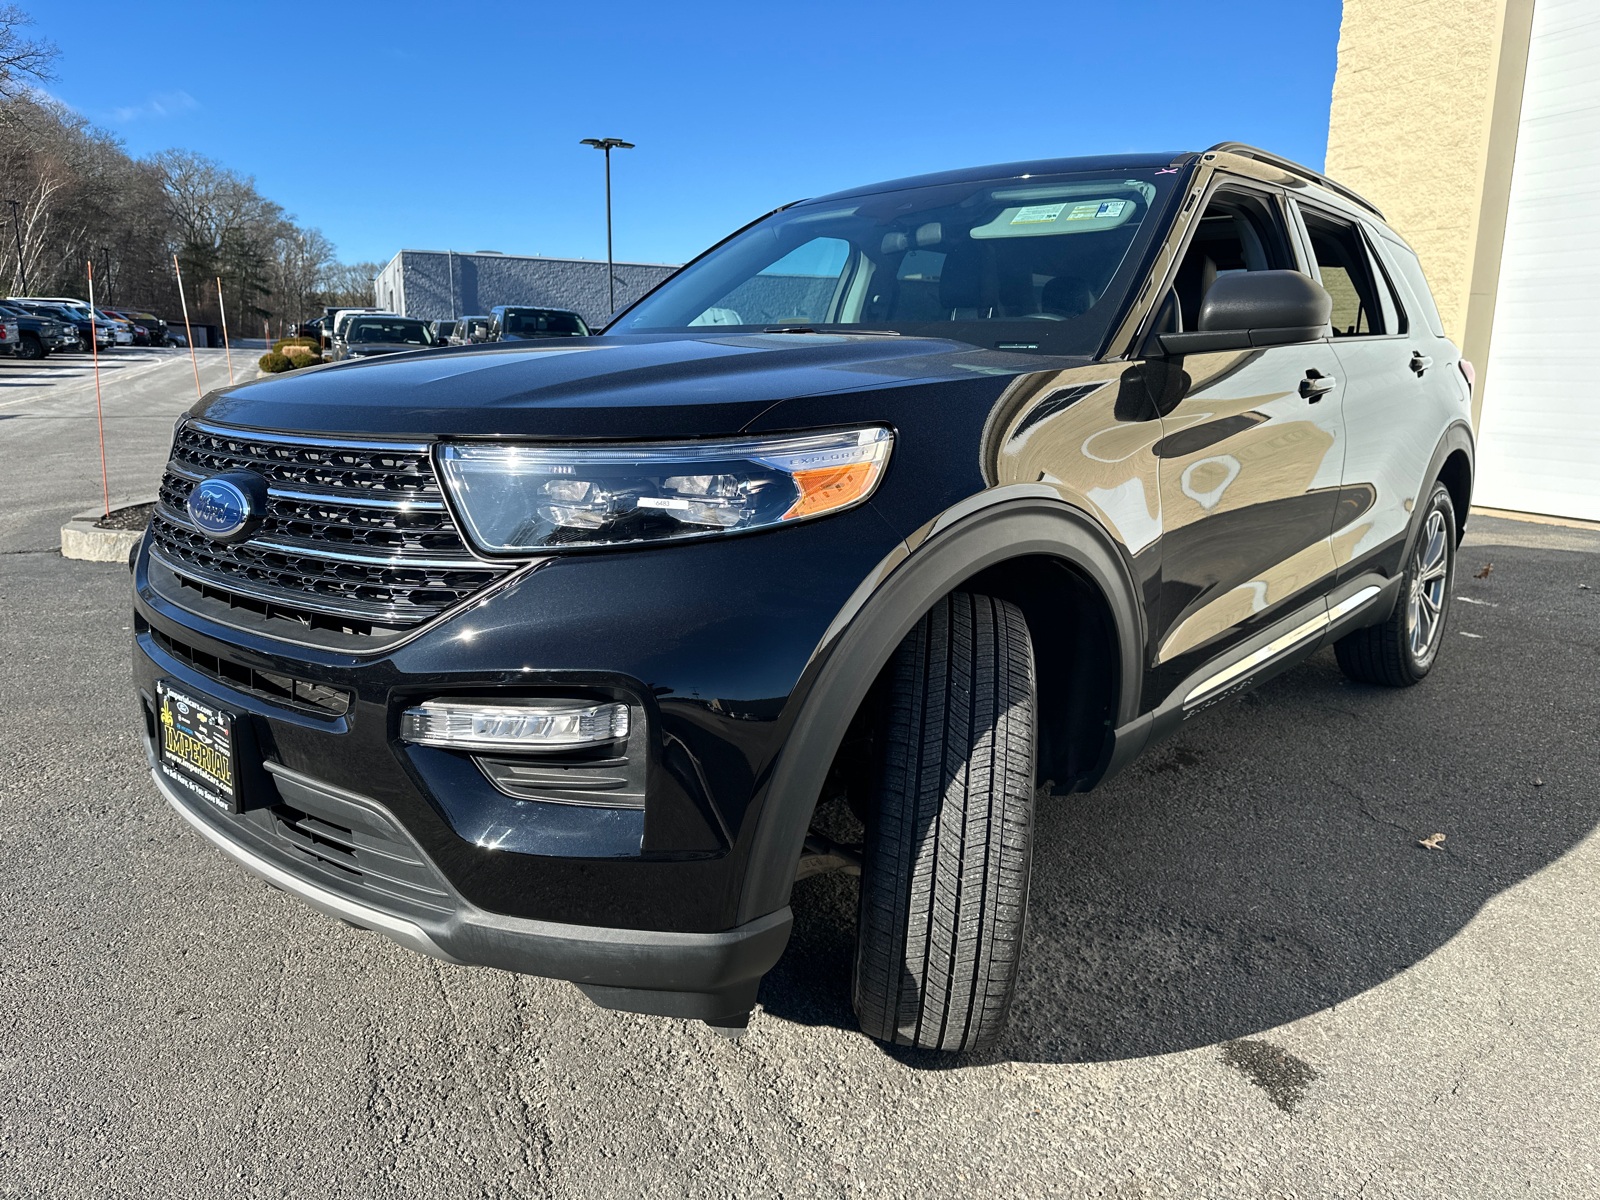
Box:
761, 326, 900, 337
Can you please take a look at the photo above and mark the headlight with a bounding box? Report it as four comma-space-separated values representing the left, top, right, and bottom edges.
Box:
437, 426, 893, 553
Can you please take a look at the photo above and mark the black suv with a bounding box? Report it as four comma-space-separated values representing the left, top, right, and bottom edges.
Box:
132, 144, 1473, 1051
486, 305, 591, 340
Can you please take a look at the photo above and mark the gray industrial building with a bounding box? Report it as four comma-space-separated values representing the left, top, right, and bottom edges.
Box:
373, 250, 680, 328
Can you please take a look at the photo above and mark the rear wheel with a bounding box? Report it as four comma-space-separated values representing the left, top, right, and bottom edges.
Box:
1335, 483, 1456, 687
852, 591, 1037, 1053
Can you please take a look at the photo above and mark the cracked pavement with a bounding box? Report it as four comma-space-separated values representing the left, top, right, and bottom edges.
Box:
1, 351, 1597, 1197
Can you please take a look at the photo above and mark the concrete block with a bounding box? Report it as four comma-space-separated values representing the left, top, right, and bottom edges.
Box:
61, 501, 155, 564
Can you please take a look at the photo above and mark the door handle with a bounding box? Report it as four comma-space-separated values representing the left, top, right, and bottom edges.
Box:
1299, 369, 1336, 401
1410, 351, 1434, 376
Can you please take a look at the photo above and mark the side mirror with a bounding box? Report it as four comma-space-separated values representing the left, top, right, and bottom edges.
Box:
1154, 270, 1332, 355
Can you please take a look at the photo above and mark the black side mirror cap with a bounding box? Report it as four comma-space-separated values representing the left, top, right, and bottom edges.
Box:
1151, 270, 1332, 356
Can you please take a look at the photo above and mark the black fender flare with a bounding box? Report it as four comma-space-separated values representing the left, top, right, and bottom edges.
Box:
1402, 419, 1476, 569
734, 493, 1146, 923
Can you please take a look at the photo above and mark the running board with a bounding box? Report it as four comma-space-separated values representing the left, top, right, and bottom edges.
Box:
1084, 574, 1398, 791
1183, 585, 1381, 709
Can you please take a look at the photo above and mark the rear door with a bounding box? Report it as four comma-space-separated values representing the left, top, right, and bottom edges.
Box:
1291, 200, 1451, 581
1145, 182, 1346, 692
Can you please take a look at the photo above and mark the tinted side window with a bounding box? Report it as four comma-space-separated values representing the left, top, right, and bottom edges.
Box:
1377, 236, 1447, 338
1301, 208, 1385, 336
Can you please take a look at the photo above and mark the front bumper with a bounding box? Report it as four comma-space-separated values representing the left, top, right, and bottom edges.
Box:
147, 738, 791, 1020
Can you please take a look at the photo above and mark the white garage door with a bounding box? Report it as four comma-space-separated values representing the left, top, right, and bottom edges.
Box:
1475, 0, 1600, 521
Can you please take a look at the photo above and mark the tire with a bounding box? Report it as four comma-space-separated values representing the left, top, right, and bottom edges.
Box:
1335, 483, 1456, 687
853, 591, 1037, 1053
15, 333, 44, 361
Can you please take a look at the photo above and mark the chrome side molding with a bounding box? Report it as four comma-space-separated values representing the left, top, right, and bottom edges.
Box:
1183, 584, 1381, 709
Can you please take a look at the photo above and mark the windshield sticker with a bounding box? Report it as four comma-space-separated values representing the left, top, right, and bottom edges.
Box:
1097, 200, 1128, 218
1011, 203, 1067, 225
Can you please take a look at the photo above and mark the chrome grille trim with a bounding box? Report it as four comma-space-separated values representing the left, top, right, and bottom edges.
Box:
155, 504, 481, 569
149, 419, 515, 637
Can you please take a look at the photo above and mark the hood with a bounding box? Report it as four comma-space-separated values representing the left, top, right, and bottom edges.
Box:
195, 332, 1037, 440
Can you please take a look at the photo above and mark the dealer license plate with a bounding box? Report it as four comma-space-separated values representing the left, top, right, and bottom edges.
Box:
157, 681, 239, 812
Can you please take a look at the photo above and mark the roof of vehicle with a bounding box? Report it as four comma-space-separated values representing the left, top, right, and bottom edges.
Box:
803, 144, 1386, 222
807, 152, 1188, 204
491, 305, 583, 316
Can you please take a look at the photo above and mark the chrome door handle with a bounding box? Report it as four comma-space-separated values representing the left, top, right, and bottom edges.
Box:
1299, 370, 1336, 401
1411, 351, 1434, 376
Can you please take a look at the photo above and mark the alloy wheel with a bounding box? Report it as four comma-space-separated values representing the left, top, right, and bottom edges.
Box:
1406, 509, 1449, 659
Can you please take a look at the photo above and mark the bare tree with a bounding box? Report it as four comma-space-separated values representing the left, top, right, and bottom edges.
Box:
0, 4, 57, 104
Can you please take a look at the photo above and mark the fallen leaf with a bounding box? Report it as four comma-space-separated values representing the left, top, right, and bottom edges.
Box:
1533, 777, 1544, 787
1460, 632, 1484, 639
1474, 563, 1494, 579
1580, 584, 1592, 591
1418, 833, 1446, 850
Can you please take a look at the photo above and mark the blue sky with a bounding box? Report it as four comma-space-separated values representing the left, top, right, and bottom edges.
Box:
39, 1, 1343, 269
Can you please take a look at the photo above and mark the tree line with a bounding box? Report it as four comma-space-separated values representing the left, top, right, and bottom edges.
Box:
0, 6, 376, 335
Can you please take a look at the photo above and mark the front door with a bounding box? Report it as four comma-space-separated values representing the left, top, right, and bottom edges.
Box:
1145, 185, 1347, 699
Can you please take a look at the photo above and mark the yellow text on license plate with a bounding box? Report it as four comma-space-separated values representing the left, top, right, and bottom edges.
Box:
163, 723, 232, 790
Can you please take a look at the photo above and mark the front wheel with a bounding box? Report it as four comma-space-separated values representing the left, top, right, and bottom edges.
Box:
1335, 483, 1457, 686
853, 592, 1037, 1053
15, 333, 44, 361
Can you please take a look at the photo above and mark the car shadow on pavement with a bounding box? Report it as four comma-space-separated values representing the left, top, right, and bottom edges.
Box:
761, 633, 1600, 1069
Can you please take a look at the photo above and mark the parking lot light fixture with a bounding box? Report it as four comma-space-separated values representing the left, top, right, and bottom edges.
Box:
5, 199, 27, 294
579, 138, 635, 317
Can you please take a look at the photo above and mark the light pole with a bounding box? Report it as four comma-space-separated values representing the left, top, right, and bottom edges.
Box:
579, 137, 634, 315
5, 199, 27, 294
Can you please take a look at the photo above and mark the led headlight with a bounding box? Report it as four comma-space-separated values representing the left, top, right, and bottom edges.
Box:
401, 699, 629, 751
436, 426, 893, 553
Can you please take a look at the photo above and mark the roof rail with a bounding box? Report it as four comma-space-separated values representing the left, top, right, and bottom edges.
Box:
1205, 142, 1385, 221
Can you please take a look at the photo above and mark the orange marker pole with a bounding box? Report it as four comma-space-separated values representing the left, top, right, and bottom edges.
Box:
173, 255, 202, 400
87, 260, 110, 517
216, 276, 234, 383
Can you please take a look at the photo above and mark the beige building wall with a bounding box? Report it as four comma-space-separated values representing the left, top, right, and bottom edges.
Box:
1326, 0, 1535, 428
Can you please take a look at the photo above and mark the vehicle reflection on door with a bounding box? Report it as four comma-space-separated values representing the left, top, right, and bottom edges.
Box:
1148, 343, 1346, 700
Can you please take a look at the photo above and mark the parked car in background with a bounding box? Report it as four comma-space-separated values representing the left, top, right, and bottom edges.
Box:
456, 314, 492, 344
331, 308, 397, 350
320, 305, 385, 350
107, 309, 169, 347
104, 309, 150, 345
0, 301, 76, 358
486, 306, 590, 341
293, 317, 325, 341
10, 301, 111, 352
98, 310, 134, 346
331, 315, 440, 361
430, 319, 457, 343
0, 315, 17, 354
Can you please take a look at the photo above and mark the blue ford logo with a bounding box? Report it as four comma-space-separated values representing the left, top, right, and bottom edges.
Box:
187, 471, 267, 544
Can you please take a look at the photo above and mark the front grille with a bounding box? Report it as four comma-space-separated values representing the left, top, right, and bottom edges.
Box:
149, 627, 351, 716
147, 420, 515, 637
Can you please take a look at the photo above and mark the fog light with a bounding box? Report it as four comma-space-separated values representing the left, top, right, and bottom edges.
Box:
401, 699, 629, 751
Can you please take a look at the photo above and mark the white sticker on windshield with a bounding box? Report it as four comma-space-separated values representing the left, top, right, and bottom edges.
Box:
1097, 200, 1128, 218
1010, 203, 1067, 225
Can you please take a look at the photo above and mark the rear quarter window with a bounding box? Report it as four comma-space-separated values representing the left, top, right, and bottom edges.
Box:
1377, 235, 1447, 338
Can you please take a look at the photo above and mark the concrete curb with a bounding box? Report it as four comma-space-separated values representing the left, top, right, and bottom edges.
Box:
61, 499, 156, 563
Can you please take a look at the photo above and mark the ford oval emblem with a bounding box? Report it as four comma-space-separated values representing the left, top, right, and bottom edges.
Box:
187, 471, 267, 543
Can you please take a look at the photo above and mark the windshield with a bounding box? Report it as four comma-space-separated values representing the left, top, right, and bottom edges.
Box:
614, 169, 1180, 355
348, 319, 432, 345
501, 308, 588, 337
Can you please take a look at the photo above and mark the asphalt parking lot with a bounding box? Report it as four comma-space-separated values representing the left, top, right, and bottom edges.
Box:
2, 352, 1596, 1198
